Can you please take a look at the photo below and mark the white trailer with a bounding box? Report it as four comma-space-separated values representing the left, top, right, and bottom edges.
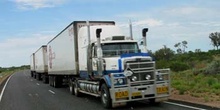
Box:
30, 53, 35, 77
34, 21, 170, 108
34, 45, 48, 83
47, 21, 115, 87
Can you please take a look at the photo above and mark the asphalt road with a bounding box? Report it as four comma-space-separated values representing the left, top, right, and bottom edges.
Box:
0, 70, 217, 110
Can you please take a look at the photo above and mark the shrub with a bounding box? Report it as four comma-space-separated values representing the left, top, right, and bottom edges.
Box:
170, 61, 190, 72
155, 60, 170, 69
176, 85, 189, 95
211, 83, 220, 89
205, 60, 220, 74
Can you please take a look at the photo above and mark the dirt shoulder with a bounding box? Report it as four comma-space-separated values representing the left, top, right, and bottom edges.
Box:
169, 90, 220, 108
0, 74, 11, 85
0, 74, 11, 95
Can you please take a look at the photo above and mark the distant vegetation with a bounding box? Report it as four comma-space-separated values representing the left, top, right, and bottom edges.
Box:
0, 65, 29, 84
151, 39, 220, 102
0, 65, 29, 73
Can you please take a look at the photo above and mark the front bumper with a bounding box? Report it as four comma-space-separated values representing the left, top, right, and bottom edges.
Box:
109, 69, 171, 103
110, 83, 170, 103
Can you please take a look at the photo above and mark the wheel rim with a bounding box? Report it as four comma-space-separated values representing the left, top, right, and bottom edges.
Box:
70, 85, 73, 92
102, 89, 107, 104
74, 83, 78, 94
54, 77, 56, 87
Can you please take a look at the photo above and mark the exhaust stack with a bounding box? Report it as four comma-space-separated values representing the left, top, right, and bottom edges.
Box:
142, 28, 148, 53
96, 28, 103, 77
129, 20, 133, 40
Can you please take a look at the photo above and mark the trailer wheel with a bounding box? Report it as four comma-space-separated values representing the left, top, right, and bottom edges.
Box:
74, 80, 81, 97
43, 75, 49, 84
37, 73, 41, 80
49, 76, 53, 86
31, 72, 33, 77
101, 84, 112, 108
53, 76, 58, 88
34, 72, 36, 79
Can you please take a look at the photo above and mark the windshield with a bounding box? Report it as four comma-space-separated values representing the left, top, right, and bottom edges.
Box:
101, 42, 139, 57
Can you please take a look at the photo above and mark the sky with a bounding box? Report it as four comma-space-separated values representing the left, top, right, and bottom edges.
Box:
0, 0, 220, 67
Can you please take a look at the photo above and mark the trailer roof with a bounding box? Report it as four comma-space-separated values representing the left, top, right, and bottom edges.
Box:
47, 21, 115, 44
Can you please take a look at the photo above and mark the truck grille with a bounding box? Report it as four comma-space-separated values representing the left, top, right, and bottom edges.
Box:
124, 58, 155, 83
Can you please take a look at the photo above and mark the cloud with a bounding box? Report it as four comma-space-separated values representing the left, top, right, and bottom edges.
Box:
13, 0, 68, 10
133, 19, 163, 27
165, 7, 200, 15
0, 34, 53, 67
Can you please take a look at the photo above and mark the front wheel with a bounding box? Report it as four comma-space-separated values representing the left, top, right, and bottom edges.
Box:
74, 80, 81, 97
69, 80, 74, 95
101, 84, 112, 108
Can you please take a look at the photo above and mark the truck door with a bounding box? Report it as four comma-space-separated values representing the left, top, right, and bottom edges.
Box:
92, 45, 98, 74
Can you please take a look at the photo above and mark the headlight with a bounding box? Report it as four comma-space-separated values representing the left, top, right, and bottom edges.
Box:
157, 75, 163, 81
114, 78, 124, 85
131, 76, 137, 81
156, 71, 163, 81
145, 74, 151, 80
118, 78, 123, 84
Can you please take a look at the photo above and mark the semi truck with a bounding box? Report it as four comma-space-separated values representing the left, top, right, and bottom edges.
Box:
33, 45, 48, 83
31, 21, 171, 108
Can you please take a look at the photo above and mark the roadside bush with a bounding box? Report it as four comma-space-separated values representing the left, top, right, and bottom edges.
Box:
170, 61, 190, 72
155, 60, 170, 69
205, 60, 220, 74
211, 83, 220, 89
176, 85, 189, 95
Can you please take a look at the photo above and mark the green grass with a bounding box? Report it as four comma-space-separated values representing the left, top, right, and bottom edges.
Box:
171, 70, 220, 98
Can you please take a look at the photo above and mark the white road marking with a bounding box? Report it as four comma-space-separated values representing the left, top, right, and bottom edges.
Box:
28, 94, 33, 97
49, 90, 55, 94
36, 83, 40, 85
0, 74, 14, 102
165, 101, 207, 110
35, 93, 39, 97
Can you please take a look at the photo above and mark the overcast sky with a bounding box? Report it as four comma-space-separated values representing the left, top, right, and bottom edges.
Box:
0, 0, 220, 67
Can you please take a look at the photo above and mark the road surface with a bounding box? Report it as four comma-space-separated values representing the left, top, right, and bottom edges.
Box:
0, 70, 217, 110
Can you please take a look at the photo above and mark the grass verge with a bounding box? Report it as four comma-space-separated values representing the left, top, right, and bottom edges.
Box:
171, 70, 220, 102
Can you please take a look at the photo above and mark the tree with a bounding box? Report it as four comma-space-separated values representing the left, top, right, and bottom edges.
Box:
209, 32, 220, 50
174, 40, 188, 54
195, 49, 201, 53
182, 41, 188, 53
174, 42, 181, 54
154, 45, 175, 60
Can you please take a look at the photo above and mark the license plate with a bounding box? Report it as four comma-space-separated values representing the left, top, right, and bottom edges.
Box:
115, 91, 128, 98
132, 92, 141, 97
157, 86, 168, 94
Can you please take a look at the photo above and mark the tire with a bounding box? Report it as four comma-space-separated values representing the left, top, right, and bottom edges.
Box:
149, 98, 160, 105
37, 73, 41, 80
34, 72, 36, 79
53, 76, 58, 88
31, 72, 33, 77
149, 98, 155, 104
74, 80, 81, 97
49, 76, 53, 87
43, 75, 49, 84
101, 84, 112, 108
69, 80, 74, 95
